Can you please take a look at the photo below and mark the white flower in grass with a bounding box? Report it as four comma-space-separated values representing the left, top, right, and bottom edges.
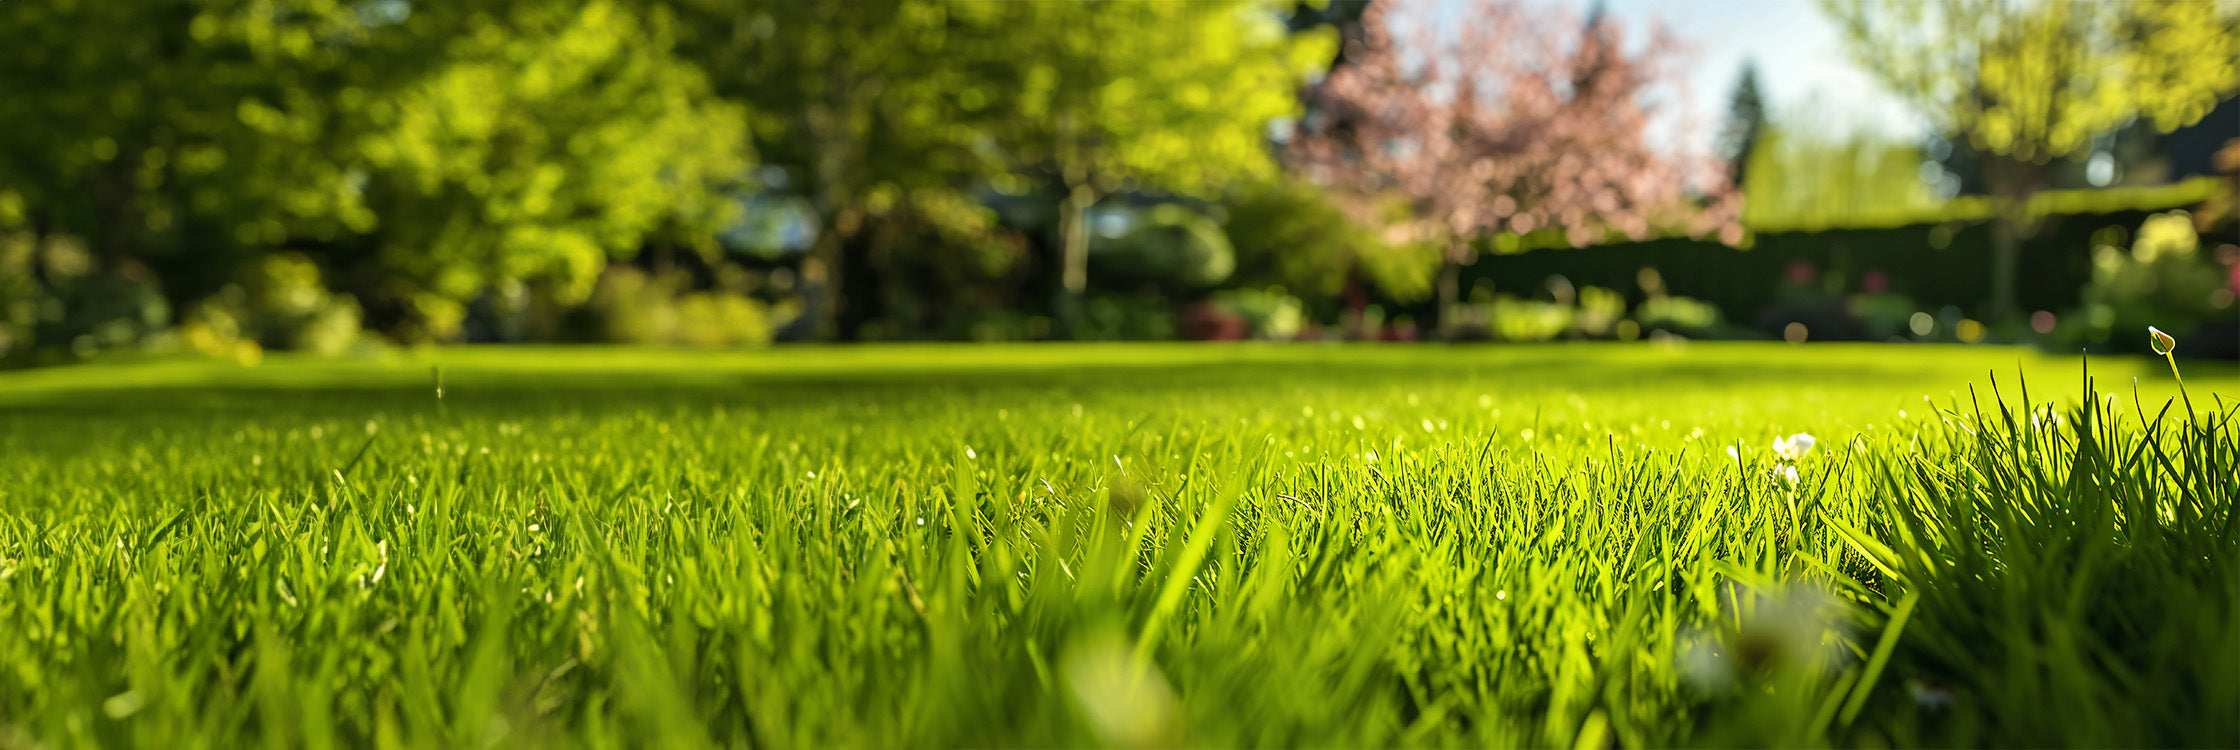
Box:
1780, 464, 1800, 487
1771, 433, 1815, 462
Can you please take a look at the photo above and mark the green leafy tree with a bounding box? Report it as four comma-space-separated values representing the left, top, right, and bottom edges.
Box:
1823, 0, 2240, 319
664, 0, 1002, 340
352, 1, 749, 340
952, 0, 1335, 336
1741, 124, 1941, 231
0, 0, 752, 348
0, 0, 385, 354
1221, 178, 1437, 315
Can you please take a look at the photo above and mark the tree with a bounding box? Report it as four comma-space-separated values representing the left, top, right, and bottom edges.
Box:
951, 0, 1335, 337
663, 0, 1008, 341
1822, 0, 2240, 319
0, 0, 386, 324
347, 1, 749, 340
1289, 0, 1739, 337
0, 0, 752, 348
1740, 125, 1940, 231
1718, 61, 1768, 188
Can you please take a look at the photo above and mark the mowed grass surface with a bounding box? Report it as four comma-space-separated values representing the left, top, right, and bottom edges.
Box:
0, 343, 2233, 748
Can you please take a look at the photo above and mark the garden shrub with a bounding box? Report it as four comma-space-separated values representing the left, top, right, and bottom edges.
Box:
2067, 211, 2235, 355
577, 266, 773, 348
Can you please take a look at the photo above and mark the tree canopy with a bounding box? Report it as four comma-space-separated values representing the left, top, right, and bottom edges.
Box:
1822, 0, 2240, 317
0, 0, 750, 343
949, 0, 1336, 334
1826, 0, 2240, 164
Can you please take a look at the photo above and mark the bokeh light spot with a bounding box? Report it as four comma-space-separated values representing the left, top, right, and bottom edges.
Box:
1956, 319, 1986, 343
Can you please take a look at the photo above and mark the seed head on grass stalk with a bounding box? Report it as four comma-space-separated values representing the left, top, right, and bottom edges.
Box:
2149, 326, 2193, 416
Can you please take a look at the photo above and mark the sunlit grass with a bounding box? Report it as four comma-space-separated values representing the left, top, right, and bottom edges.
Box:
0, 343, 2232, 747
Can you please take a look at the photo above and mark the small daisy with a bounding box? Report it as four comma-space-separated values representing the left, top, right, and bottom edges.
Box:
1771, 433, 1815, 462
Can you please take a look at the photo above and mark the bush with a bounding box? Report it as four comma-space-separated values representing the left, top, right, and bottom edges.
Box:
1207, 287, 1306, 340
1575, 286, 1626, 337
1847, 292, 1921, 341
0, 232, 175, 364
177, 253, 365, 360
576, 267, 773, 348
1179, 302, 1247, 341
1476, 296, 1573, 342
1633, 295, 1723, 337
2066, 211, 2236, 356
1221, 180, 1377, 300
1077, 294, 1177, 341
954, 310, 1054, 342
1091, 204, 1235, 289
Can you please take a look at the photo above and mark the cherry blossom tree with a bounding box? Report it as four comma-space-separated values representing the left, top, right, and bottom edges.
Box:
1289, 0, 1741, 336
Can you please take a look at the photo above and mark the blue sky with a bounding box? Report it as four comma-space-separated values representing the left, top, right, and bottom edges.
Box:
1549, 0, 1930, 142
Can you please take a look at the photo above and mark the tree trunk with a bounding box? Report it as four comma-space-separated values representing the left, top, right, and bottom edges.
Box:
1054, 184, 1095, 339
793, 57, 865, 342
1988, 213, 2020, 322
1984, 156, 2042, 322
793, 206, 860, 342
797, 223, 841, 341
1431, 238, 1466, 340
835, 227, 881, 341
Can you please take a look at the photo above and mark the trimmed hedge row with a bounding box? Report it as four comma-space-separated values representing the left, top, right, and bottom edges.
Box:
1460, 208, 2177, 323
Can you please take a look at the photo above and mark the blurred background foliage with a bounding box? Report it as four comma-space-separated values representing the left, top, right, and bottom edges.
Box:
0, 0, 2234, 365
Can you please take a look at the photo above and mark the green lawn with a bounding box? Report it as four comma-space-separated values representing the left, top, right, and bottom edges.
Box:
1, 343, 2233, 748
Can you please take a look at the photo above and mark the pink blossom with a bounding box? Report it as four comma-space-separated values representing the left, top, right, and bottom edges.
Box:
1289, 0, 1740, 254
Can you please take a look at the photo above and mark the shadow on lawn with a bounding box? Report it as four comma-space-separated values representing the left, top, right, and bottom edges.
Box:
0, 357, 1945, 419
